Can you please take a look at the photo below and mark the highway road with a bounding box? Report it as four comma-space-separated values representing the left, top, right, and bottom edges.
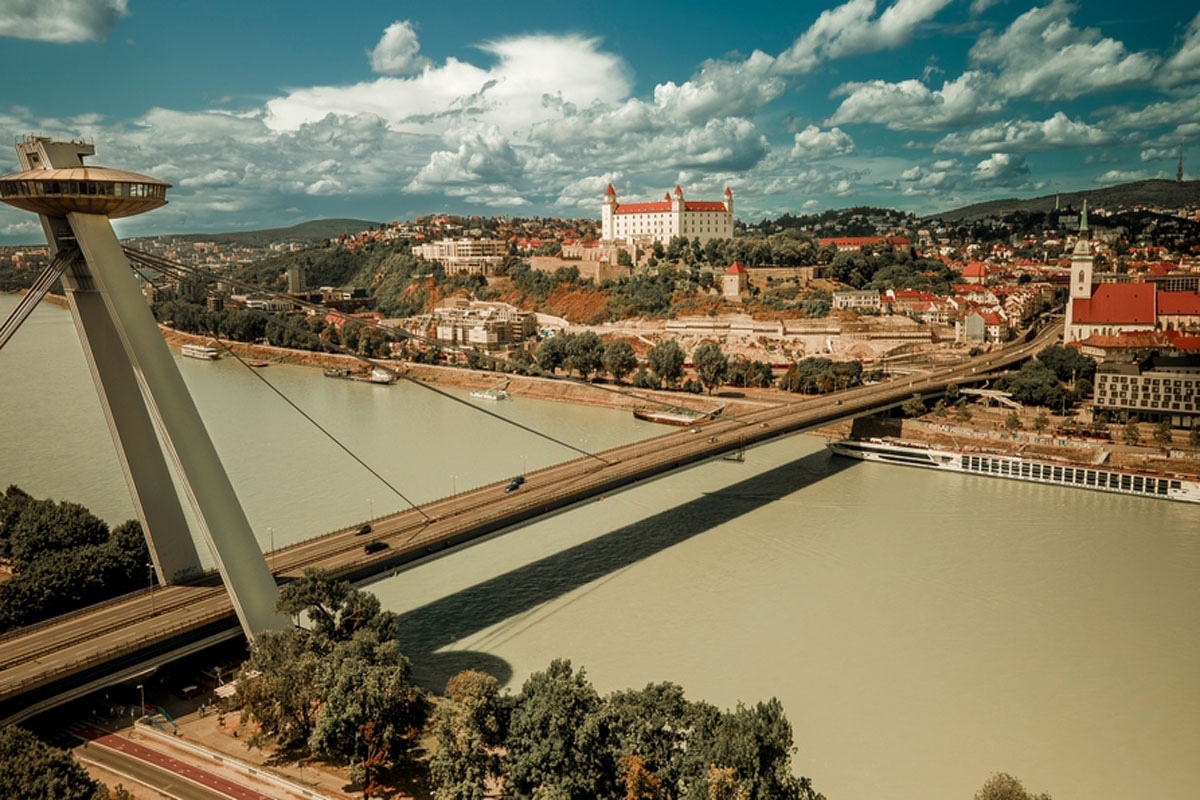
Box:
0, 322, 1060, 725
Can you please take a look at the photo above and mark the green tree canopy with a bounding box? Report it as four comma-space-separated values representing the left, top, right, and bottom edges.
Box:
603, 340, 638, 383
647, 340, 685, 387
692, 342, 729, 395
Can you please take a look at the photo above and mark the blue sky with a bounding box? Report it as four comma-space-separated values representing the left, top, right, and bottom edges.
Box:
1, 0, 1198, 242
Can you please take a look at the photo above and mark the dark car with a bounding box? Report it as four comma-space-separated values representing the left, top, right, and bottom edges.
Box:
355, 523, 372, 536
510, 475, 526, 485
363, 540, 388, 554
504, 482, 520, 493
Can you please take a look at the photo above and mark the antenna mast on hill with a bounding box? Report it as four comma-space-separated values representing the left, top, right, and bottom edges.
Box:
1178, 144, 1185, 182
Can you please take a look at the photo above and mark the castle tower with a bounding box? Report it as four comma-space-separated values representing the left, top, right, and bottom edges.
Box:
0, 137, 287, 638
601, 183, 617, 241
724, 186, 733, 214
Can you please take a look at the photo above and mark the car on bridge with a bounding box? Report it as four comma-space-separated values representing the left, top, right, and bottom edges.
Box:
363, 540, 388, 554
355, 523, 372, 536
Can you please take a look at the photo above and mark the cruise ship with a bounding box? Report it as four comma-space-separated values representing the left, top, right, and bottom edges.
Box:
180, 343, 220, 360
828, 437, 1200, 504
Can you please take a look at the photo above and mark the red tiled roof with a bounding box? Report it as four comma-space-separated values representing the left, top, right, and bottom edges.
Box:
674, 185, 683, 194
1157, 291, 1200, 315
605, 183, 615, 195
614, 201, 671, 214
684, 201, 727, 211
1071, 284, 1156, 325
962, 262, 989, 277
725, 261, 747, 274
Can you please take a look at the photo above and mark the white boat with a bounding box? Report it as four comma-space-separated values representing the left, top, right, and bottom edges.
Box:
181, 344, 220, 360
470, 388, 509, 401
828, 437, 1200, 504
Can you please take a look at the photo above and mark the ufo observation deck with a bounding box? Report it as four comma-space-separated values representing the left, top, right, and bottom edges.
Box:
0, 166, 170, 218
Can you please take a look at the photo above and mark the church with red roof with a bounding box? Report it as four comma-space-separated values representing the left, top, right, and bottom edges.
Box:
1065, 201, 1200, 343
602, 184, 733, 246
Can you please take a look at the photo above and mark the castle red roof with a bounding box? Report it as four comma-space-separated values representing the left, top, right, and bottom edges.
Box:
1157, 291, 1200, 315
674, 185, 683, 194
725, 262, 747, 274
684, 201, 727, 211
1071, 284, 1155, 325
613, 201, 672, 214
724, 186, 732, 195
605, 183, 615, 196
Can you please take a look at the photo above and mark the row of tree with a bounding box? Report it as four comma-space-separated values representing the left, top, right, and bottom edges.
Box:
237, 569, 823, 800
0, 727, 132, 799
0, 486, 152, 633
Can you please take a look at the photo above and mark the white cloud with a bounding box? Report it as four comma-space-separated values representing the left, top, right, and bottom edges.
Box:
934, 112, 1116, 154
554, 172, 624, 209
1139, 147, 1177, 162
305, 178, 345, 196
1158, 12, 1200, 88
266, 34, 633, 137
368, 20, 428, 75
0, 0, 127, 43
829, 70, 1000, 131
653, 50, 784, 124
969, 0, 1158, 100
179, 169, 241, 188
971, 152, 1030, 184
969, 0, 1001, 14
790, 125, 855, 159
1094, 168, 1165, 184
777, 0, 954, 74
406, 124, 525, 197
1104, 94, 1200, 131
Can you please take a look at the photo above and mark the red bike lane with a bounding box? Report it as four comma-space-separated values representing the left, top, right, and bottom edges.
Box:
77, 724, 278, 800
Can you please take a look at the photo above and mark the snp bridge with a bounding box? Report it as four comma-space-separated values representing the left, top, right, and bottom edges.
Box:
0, 323, 1058, 726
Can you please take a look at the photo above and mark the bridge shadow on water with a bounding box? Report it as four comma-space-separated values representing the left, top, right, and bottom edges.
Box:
391, 446, 854, 690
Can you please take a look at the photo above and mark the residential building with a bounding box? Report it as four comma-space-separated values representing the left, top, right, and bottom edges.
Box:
832, 289, 881, 311
602, 184, 733, 246
1093, 354, 1200, 428
412, 238, 507, 275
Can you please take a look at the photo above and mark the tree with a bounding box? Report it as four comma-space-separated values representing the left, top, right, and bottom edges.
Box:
617, 250, 632, 267
954, 403, 973, 423
564, 331, 604, 381
1005, 410, 1022, 431
237, 628, 327, 750
430, 671, 505, 800
692, 342, 729, 395
0, 726, 104, 800
603, 340, 637, 384
1153, 420, 1173, 448
944, 383, 960, 403
932, 399, 948, 417
901, 394, 927, 418
646, 340, 685, 388
503, 659, 615, 800
536, 336, 567, 374
974, 772, 1052, 800
1033, 409, 1050, 433
619, 755, 664, 800
1122, 418, 1142, 446
308, 631, 428, 797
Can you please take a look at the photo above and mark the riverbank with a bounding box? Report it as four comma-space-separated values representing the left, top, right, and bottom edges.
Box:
158, 324, 783, 418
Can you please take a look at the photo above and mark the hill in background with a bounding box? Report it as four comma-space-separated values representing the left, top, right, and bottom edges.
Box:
930, 179, 1200, 223
156, 218, 380, 247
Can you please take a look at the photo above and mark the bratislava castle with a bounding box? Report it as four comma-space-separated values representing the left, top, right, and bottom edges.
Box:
602, 184, 733, 245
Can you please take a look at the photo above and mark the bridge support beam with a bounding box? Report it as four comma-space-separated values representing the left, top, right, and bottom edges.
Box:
14, 139, 286, 639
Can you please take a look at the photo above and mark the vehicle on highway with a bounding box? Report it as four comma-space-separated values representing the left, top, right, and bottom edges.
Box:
510, 475, 525, 485
355, 523, 372, 536
504, 482, 521, 493
363, 540, 388, 554
690, 427, 701, 433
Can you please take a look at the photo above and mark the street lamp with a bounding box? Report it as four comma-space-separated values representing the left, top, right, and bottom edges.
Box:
137, 683, 145, 720
147, 562, 155, 616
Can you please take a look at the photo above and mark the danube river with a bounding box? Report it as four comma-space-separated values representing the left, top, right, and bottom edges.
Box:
2, 294, 1198, 799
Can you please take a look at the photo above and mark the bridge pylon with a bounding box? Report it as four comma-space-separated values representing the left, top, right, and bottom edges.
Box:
0, 137, 287, 638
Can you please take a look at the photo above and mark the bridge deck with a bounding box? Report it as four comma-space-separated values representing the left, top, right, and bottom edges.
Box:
0, 325, 1058, 725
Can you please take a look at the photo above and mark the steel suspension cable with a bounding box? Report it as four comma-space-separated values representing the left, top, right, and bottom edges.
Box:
0, 248, 77, 352
131, 262, 433, 521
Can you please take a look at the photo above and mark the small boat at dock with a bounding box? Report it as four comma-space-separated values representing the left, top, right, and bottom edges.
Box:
181, 343, 220, 360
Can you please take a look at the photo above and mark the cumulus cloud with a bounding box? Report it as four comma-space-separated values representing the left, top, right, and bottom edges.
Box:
934, 112, 1116, 154
1158, 12, 1200, 88
969, 0, 1158, 100
790, 125, 855, 159
0, 0, 127, 43
1139, 147, 1178, 162
777, 0, 954, 74
368, 20, 428, 75
406, 124, 525, 200
971, 152, 1030, 184
1094, 168, 1164, 184
829, 71, 1000, 131
266, 34, 633, 136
